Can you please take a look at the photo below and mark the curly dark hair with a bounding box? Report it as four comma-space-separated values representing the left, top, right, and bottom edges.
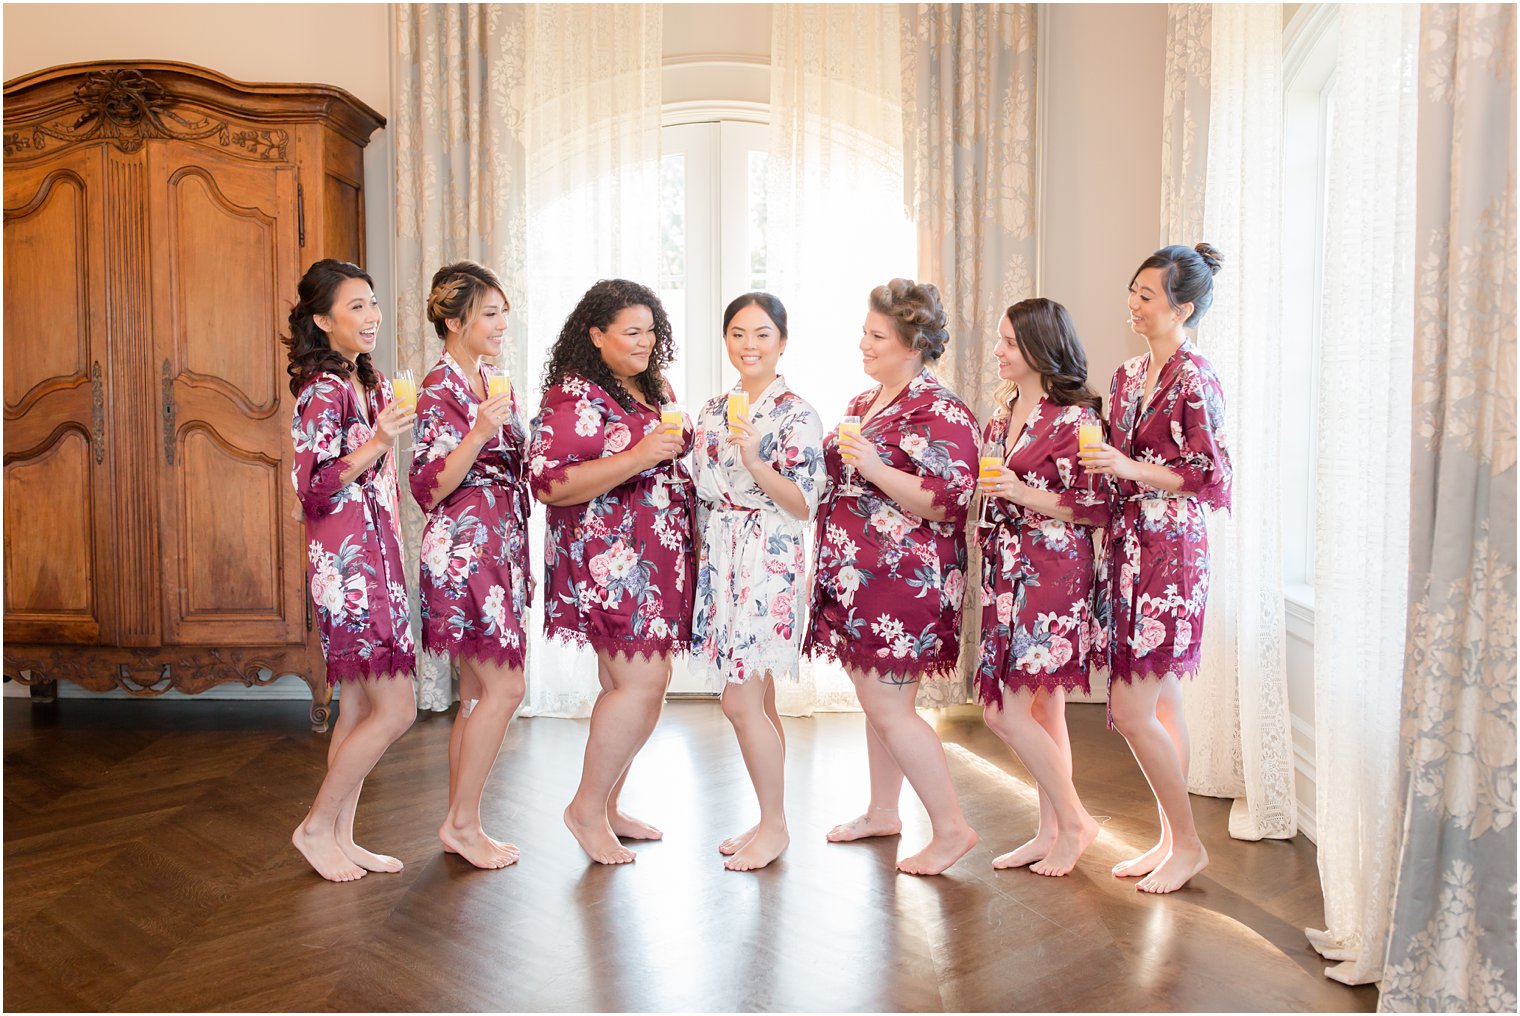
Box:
1130, 242, 1225, 327
998, 298, 1102, 416
283, 259, 380, 397
868, 278, 950, 362
539, 279, 675, 410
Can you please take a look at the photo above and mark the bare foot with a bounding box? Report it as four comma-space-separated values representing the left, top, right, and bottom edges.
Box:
340, 840, 404, 874
609, 810, 663, 841
1137, 843, 1208, 894
725, 825, 789, 872
1031, 815, 1100, 877
438, 823, 519, 870
1112, 837, 1170, 878
719, 824, 758, 856
566, 806, 636, 865
293, 823, 366, 882
897, 825, 979, 876
992, 830, 1055, 870
826, 808, 902, 843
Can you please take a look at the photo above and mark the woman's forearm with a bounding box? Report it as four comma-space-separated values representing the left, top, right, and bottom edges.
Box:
537, 451, 650, 507
866, 463, 947, 522
747, 461, 810, 521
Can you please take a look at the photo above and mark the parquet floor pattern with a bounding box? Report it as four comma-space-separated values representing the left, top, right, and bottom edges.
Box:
4, 696, 1378, 1012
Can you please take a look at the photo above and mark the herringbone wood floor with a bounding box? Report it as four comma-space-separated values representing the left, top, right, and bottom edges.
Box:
4, 695, 1377, 1012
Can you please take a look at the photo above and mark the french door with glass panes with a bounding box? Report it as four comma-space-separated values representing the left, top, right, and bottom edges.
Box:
658, 119, 770, 695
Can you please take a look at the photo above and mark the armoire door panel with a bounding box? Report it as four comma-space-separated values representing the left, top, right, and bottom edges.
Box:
176, 426, 282, 621
3, 144, 113, 645
3, 165, 95, 414
148, 143, 304, 646
3, 428, 101, 643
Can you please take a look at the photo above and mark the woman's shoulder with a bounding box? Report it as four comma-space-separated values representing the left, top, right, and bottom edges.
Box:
773, 386, 822, 424
297, 368, 351, 406
911, 372, 977, 430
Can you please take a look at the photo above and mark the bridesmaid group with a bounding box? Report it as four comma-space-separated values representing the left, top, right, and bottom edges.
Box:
284, 243, 1233, 897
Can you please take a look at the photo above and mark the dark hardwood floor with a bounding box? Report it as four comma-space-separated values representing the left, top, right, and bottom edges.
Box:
4, 695, 1377, 1013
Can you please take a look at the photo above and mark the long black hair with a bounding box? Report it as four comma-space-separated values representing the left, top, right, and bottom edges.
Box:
1129, 242, 1225, 327
1000, 297, 1102, 415
539, 278, 675, 410
284, 259, 379, 396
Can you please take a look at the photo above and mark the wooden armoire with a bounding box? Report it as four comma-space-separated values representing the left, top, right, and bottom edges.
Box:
3, 61, 384, 730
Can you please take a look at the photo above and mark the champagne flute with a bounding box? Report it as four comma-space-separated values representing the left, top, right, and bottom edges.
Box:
1078, 421, 1104, 489
978, 439, 1005, 528
391, 368, 417, 452
486, 365, 512, 403
838, 415, 863, 496
727, 389, 750, 429
661, 402, 685, 434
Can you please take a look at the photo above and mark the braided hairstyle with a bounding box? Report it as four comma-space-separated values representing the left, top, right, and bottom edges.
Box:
996, 298, 1102, 416
868, 278, 950, 362
426, 260, 510, 340
1130, 242, 1225, 327
539, 279, 675, 411
284, 259, 379, 397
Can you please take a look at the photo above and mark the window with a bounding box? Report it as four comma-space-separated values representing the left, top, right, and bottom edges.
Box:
657, 119, 771, 413
1280, 7, 1340, 605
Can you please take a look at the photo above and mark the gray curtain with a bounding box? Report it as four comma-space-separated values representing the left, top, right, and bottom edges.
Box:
1380, 4, 1517, 1010
899, 3, 1038, 706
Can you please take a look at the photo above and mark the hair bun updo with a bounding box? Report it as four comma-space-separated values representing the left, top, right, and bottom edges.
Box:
869, 278, 950, 362
1193, 242, 1225, 276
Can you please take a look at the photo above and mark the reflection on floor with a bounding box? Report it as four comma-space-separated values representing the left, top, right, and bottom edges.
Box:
4, 696, 1376, 1012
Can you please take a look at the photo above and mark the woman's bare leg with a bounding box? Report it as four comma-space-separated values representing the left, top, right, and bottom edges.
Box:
563, 651, 671, 864
438, 656, 525, 868
292, 674, 417, 881
826, 703, 905, 842
984, 689, 1097, 876
721, 678, 788, 855
720, 674, 789, 870
1110, 675, 1207, 892
850, 672, 977, 875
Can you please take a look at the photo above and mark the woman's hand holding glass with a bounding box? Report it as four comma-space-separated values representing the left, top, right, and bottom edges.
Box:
372, 399, 417, 449
837, 426, 886, 488
727, 416, 764, 470
632, 421, 685, 472
1078, 440, 1139, 481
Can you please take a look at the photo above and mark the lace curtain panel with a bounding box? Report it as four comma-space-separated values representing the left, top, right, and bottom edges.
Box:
1158, 3, 1297, 842
519, 3, 663, 718
393, 3, 530, 712
767, 3, 917, 716
899, 3, 1038, 708
1303, 2, 1419, 988
1379, 5, 1517, 1010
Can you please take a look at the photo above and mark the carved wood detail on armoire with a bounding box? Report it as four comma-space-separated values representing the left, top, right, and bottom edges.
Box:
3, 61, 385, 731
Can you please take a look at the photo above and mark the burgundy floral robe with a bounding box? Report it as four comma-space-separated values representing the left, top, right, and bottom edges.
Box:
1097, 340, 1232, 684
290, 370, 417, 683
976, 400, 1110, 706
804, 368, 979, 683
409, 352, 532, 669
528, 374, 696, 657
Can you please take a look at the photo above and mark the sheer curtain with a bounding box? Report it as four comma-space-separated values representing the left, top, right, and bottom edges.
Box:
393, 3, 529, 711
1159, 3, 1298, 841
767, 3, 917, 715
899, 3, 1038, 706
1381, 5, 1516, 1009
519, 3, 663, 717
1303, 3, 1420, 988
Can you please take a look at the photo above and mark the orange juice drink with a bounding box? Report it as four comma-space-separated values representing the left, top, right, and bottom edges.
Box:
661, 404, 684, 433
391, 372, 418, 412
727, 391, 750, 426
838, 417, 862, 460
487, 370, 512, 401
979, 456, 1005, 480
1078, 422, 1103, 452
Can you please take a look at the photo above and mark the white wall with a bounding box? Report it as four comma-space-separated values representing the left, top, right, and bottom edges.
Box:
2, 3, 396, 368
1040, 3, 1168, 393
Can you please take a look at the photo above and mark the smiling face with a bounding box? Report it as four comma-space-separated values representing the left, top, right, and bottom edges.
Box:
1127, 266, 1190, 338
725, 302, 785, 384
859, 309, 921, 384
450, 288, 509, 361
993, 314, 1038, 386
590, 303, 657, 382
315, 276, 381, 361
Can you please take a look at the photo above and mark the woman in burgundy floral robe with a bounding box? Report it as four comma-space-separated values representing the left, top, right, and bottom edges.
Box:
286, 259, 418, 883
1083, 243, 1233, 895
529, 278, 695, 866
409, 261, 530, 870
975, 298, 1109, 879
804, 279, 980, 877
